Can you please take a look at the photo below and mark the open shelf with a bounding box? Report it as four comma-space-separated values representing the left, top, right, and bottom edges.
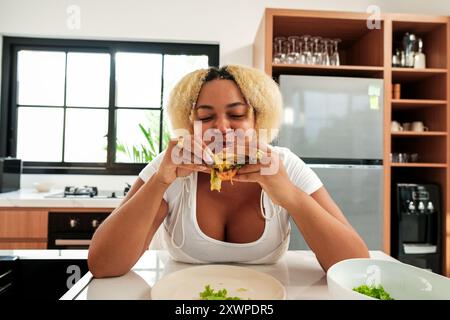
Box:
272, 64, 384, 78
392, 68, 447, 82
392, 135, 447, 164
391, 131, 447, 137
391, 166, 447, 196
390, 163, 447, 168
272, 14, 384, 67
391, 99, 447, 110
392, 101, 447, 131
392, 20, 447, 69
391, 73, 447, 100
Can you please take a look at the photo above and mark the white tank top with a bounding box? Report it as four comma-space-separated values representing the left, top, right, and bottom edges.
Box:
139, 146, 323, 264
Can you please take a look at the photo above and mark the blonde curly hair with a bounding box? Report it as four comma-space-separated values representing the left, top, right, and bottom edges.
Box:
166, 64, 283, 143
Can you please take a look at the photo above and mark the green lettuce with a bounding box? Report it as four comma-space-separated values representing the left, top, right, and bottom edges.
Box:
199, 285, 242, 300
353, 285, 394, 300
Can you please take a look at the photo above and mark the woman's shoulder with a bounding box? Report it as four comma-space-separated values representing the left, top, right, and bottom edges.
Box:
270, 145, 305, 164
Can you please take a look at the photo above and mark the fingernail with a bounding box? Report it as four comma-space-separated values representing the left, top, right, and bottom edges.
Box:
204, 153, 214, 165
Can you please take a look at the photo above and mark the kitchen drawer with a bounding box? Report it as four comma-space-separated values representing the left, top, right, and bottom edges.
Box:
0, 242, 47, 249
0, 256, 18, 299
0, 210, 48, 238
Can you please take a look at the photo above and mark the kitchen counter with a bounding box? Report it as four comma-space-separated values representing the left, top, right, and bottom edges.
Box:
0, 189, 121, 208
61, 250, 396, 300
0, 249, 88, 260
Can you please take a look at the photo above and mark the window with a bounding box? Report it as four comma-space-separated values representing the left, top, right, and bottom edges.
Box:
0, 37, 219, 174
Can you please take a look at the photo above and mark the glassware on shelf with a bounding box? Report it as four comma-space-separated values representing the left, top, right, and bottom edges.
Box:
390, 152, 419, 163
321, 38, 331, 66
273, 36, 286, 64
330, 38, 341, 66
287, 36, 301, 64
272, 35, 341, 66
300, 35, 313, 65
413, 38, 426, 68
311, 36, 323, 65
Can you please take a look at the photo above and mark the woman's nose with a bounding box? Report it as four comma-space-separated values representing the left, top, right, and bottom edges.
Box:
214, 116, 231, 134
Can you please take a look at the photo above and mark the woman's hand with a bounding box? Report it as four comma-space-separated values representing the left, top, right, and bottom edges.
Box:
232, 144, 296, 206
155, 135, 213, 186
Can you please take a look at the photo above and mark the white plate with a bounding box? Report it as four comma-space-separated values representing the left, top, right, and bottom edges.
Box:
327, 258, 450, 300
151, 264, 286, 300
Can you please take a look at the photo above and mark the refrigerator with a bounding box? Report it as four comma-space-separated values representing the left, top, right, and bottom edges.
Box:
277, 75, 384, 250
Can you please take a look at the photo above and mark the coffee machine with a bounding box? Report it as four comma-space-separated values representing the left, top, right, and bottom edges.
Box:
392, 183, 442, 274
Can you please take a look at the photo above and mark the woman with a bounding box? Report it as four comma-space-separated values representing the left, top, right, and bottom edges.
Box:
88, 65, 369, 278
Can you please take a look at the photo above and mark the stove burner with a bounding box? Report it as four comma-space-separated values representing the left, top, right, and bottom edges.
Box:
64, 186, 98, 198
45, 184, 130, 199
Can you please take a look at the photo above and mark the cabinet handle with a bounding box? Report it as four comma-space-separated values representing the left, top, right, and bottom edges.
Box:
0, 269, 12, 281
55, 239, 91, 246
0, 282, 12, 295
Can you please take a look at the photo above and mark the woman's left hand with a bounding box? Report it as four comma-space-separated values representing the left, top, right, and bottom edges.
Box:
232, 144, 296, 206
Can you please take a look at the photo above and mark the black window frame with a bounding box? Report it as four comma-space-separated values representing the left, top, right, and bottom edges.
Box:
0, 36, 219, 175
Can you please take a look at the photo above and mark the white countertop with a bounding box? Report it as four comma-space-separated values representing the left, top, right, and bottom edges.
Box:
0, 188, 121, 208
61, 250, 396, 300
0, 249, 88, 260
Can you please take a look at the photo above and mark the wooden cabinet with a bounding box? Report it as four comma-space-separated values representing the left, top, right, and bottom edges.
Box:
0, 209, 48, 249
0, 242, 47, 249
0, 207, 114, 249
254, 9, 385, 78
387, 14, 449, 277
253, 8, 450, 276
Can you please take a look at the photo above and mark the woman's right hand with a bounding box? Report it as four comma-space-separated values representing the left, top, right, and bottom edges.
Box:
155, 135, 214, 186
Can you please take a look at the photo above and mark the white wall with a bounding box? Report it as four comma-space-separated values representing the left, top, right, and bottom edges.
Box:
1, 0, 450, 188
2, 0, 450, 68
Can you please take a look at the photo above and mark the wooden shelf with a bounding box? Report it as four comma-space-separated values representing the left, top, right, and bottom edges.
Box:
391, 99, 447, 107
272, 64, 384, 77
391, 72, 447, 100
392, 68, 447, 82
390, 163, 447, 168
254, 8, 450, 277
391, 131, 447, 137
392, 19, 448, 69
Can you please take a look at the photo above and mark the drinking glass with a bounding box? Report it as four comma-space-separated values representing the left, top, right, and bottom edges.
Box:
311, 36, 323, 65
273, 36, 286, 64
287, 36, 301, 64
321, 38, 331, 66
300, 35, 313, 65
330, 38, 341, 66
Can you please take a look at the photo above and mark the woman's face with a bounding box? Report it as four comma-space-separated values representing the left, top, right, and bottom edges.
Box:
193, 79, 255, 143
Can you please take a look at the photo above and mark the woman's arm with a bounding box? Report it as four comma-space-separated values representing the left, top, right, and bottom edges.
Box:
88, 138, 211, 278
283, 184, 370, 272
233, 146, 369, 272
87, 175, 169, 278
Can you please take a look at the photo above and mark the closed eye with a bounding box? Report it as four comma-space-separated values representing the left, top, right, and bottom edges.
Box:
199, 116, 214, 122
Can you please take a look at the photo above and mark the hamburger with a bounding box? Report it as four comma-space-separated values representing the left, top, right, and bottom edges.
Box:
209, 149, 264, 192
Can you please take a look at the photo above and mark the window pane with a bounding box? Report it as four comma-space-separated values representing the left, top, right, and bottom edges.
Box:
115, 52, 162, 108
66, 52, 111, 107
17, 50, 66, 106
17, 107, 63, 161
116, 109, 161, 163
163, 55, 209, 106
162, 112, 171, 151
64, 109, 108, 162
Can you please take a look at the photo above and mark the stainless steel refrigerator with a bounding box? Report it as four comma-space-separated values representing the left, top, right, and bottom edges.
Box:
277, 75, 384, 250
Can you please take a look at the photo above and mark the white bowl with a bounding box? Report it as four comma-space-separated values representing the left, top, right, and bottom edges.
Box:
327, 258, 450, 300
33, 182, 53, 193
